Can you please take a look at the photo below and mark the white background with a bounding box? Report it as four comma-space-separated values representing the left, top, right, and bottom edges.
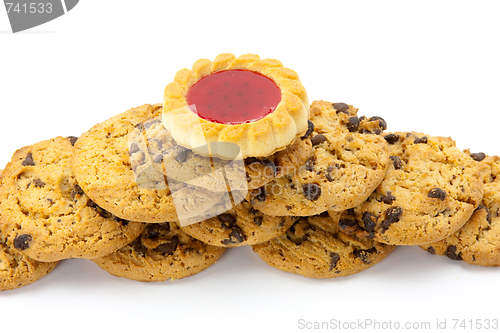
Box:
1, 1, 500, 332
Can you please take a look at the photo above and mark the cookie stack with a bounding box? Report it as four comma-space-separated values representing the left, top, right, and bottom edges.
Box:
1, 53, 498, 291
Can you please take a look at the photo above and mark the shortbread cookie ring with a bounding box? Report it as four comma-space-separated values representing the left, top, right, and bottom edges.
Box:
162, 53, 310, 159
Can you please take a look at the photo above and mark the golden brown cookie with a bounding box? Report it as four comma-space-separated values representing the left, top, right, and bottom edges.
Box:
0, 137, 145, 262
92, 222, 225, 282
332, 132, 484, 246
252, 212, 395, 279
248, 100, 389, 216
162, 53, 310, 159
420, 154, 500, 266
178, 198, 298, 247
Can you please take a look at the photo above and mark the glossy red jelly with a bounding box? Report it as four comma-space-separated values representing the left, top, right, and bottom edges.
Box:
186, 69, 282, 125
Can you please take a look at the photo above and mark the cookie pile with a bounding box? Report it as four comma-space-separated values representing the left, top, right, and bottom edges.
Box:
1, 54, 498, 291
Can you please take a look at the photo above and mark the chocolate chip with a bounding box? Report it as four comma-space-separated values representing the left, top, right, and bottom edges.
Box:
253, 216, 263, 226
130, 239, 147, 257
379, 192, 396, 205
311, 134, 327, 145
305, 157, 315, 172
333, 103, 349, 114
427, 246, 436, 255
445, 245, 462, 261
71, 185, 84, 200
384, 134, 400, 144
368, 116, 387, 131
13, 234, 32, 250
389, 156, 403, 170
219, 214, 236, 229
470, 152, 486, 162
353, 248, 376, 264
67, 136, 78, 146
153, 155, 163, 163
302, 183, 321, 201
175, 149, 189, 163
155, 236, 179, 256
32, 179, 45, 188
362, 212, 377, 235
147, 223, 170, 239
380, 206, 403, 232
414, 136, 428, 144
222, 225, 245, 245
346, 116, 360, 132
338, 219, 357, 230
129, 143, 140, 155
260, 159, 277, 177
22, 153, 35, 166
476, 205, 492, 223
254, 187, 267, 202
428, 188, 447, 201
329, 252, 340, 271
301, 120, 314, 139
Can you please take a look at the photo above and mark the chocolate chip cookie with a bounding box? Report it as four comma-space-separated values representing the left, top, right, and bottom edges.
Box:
248, 100, 389, 216
252, 212, 395, 279
420, 153, 500, 266
0, 136, 146, 262
178, 198, 298, 247
332, 133, 484, 246
92, 222, 225, 281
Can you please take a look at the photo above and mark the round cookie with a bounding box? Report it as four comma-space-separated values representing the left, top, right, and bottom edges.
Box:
178, 198, 299, 247
0, 136, 146, 262
92, 222, 225, 282
248, 100, 389, 216
72, 104, 224, 223
252, 212, 395, 279
332, 132, 484, 246
162, 135, 312, 192
420, 154, 500, 266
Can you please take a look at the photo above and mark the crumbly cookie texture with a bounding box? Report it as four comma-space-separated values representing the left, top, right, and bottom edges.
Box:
178, 198, 298, 247
162, 53, 310, 159
163, 135, 312, 192
252, 212, 395, 279
92, 222, 225, 282
0, 137, 145, 262
420, 153, 500, 266
248, 100, 389, 216
333, 132, 484, 246
72, 104, 181, 223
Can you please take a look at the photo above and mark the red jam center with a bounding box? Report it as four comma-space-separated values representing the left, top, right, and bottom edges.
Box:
186, 69, 282, 125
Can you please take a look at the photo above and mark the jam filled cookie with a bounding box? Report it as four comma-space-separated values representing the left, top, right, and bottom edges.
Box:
162, 53, 310, 159
248, 100, 389, 216
332, 133, 484, 246
92, 222, 225, 282
178, 198, 298, 247
0, 137, 145, 262
252, 212, 394, 279
420, 154, 500, 266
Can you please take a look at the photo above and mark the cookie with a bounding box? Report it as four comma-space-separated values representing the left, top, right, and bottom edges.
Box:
162, 135, 312, 192
178, 198, 298, 247
163, 53, 310, 159
248, 100, 389, 216
73, 104, 224, 223
332, 132, 484, 246
252, 212, 395, 279
420, 153, 500, 266
0, 136, 146, 262
92, 222, 225, 282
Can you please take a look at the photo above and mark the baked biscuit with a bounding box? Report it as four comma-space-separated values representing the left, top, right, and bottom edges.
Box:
252, 212, 394, 279
0, 137, 145, 262
332, 133, 484, 245
248, 100, 389, 216
92, 222, 225, 282
420, 153, 500, 266
162, 53, 310, 159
